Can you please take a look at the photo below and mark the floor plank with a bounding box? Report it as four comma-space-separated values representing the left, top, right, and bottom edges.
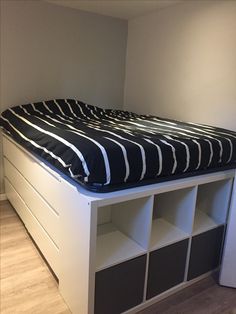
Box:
0, 201, 71, 314
1, 200, 236, 314
138, 262, 236, 314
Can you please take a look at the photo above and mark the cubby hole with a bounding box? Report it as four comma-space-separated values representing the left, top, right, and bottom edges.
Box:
96, 197, 152, 271
150, 187, 196, 250
193, 179, 232, 235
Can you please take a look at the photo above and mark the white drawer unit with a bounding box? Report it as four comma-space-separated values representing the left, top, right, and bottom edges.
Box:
2, 134, 236, 314
5, 178, 60, 276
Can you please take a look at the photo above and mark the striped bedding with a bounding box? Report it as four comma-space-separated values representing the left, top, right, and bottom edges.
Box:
1, 99, 236, 192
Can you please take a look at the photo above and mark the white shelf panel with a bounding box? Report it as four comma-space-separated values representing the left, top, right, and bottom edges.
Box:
193, 210, 218, 235
150, 218, 188, 250
96, 223, 146, 271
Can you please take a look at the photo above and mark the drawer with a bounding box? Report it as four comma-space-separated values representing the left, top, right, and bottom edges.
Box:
188, 226, 225, 280
5, 178, 60, 276
147, 239, 189, 299
4, 157, 59, 247
3, 136, 62, 213
95, 255, 147, 314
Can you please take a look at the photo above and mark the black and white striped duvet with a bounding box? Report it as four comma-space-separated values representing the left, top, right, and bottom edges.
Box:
1, 99, 236, 191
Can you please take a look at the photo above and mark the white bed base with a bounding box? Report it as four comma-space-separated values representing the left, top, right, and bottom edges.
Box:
2, 134, 236, 314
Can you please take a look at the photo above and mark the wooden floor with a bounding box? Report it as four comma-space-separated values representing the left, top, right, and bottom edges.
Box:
138, 276, 236, 314
0, 200, 70, 314
1, 200, 236, 314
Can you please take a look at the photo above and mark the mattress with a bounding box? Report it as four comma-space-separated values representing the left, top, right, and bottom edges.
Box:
1, 99, 236, 192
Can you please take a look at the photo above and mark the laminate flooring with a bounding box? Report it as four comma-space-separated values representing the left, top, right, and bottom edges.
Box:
0, 200, 70, 314
138, 274, 236, 314
1, 200, 236, 314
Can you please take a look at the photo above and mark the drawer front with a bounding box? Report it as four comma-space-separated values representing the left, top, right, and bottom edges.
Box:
3, 136, 62, 213
5, 178, 60, 276
4, 157, 59, 247
147, 239, 189, 299
95, 255, 147, 314
188, 226, 225, 280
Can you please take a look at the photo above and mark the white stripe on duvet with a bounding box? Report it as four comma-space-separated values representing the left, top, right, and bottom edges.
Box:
65, 99, 77, 117
87, 127, 147, 181
21, 106, 111, 185
9, 108, 90, 178
160, 140, 177, 174
164, 135, 190, 172
104, 137, 130, 182
192, 139, 202, 170
68, 130, 111, 185
1, 115, 84, 179
144, 139, 163, 176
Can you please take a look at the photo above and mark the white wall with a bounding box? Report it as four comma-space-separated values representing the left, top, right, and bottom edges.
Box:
0, 0, 127, 193
0, 0, 127, 111
125, 0, 236, 131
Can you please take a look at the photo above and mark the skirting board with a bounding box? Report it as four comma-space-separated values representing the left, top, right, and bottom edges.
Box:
0, 193, 7, 201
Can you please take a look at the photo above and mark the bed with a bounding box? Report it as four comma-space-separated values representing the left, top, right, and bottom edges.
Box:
1, 99, 236, 191
1, 99, 236, 314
